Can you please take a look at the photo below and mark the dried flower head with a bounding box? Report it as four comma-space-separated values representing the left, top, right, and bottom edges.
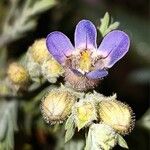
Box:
29, 38, 50, 64
41, 88, 76, 124
7, 62, 29, 85
41, 58, 64, 83
46, 20, 130, 91
98, 99, 135, 135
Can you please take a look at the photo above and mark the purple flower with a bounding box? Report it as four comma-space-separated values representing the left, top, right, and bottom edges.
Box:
46, 20, 130, 90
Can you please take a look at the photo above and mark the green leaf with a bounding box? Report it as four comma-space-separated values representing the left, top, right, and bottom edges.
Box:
0, 49, 7, 78
117, 134, 129, 149
65, 115, 75, 143
0, 100, 18, 150
65, 138, 85, 150
0, 113, 8, 141
98, 12, 120, 37
84, 129, 92, 150
30, 0, 56, 16
98, 12, 110, 37
105, 22, 120, 35
20, 20, 37, 33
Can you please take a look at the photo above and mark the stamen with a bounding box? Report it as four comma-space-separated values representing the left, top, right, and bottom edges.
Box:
78, 50, 92, 73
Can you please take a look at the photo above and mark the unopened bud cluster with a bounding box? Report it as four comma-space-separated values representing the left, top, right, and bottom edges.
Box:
41, 88, 135, 133
7, 62, 29, 89
87, 123, 118, 150
41, 87, 77, 124
98, 99, 135, 135
72, 99, 97, 130
40, 88, 135, 149
41, 58, 64, 83
26, 38, 64, 83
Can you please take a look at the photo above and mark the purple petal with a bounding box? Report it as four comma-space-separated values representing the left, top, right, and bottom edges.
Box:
70, 68, 83, 76
86, 69, 108, 79
98, 30, 130, 68
75, 20, 97, 50
46, 31, 74, 64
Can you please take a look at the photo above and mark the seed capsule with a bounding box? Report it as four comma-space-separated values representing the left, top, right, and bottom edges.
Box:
41, 89, 76, 124
98, 99, 135, 135
7, 62, 29, 85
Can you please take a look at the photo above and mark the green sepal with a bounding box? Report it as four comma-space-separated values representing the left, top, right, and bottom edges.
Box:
65, 115, 75, 143
117, 134, 129, 149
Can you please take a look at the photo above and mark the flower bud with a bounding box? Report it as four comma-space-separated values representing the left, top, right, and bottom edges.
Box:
41, 58, 64, 83
41, 89, 76, 124
86, 123, 117, 150
26, 52, 42, 82
73, 99, 97, 130
7, 62, 29, 85
29, 38, 50, 64
98, 99, 135, 135
84, 91, 116, 103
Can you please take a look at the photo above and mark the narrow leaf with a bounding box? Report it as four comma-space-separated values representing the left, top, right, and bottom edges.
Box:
98, 12, 110, 37
84, 129, 92, 150
30, 0, 56, 15
65, 115, 75, 143
104, 22, 120, 35
118, 134, 129, 149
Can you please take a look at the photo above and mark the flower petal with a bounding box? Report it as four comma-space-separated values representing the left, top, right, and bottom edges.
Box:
71, 68, 83, 76
86, 70, 108, 79
75, 20, 97, 50
46, 31, 74, 64
98, 30, 130, 68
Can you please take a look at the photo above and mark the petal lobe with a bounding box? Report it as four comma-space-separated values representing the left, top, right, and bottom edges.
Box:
75, 20, 97, 50
46, 31, 74, 64
98, 30, 130, 68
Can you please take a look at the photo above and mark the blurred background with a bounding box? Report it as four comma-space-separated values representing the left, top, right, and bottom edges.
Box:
0, 0, 149, 150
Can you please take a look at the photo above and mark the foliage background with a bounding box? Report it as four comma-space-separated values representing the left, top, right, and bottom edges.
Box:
0, 0, 149, 149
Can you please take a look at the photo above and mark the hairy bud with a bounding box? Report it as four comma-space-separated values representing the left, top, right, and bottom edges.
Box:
41, 58, 64, 83
29, 38, 50, 64
7, 62, 29, 85
73, 99, 97, 130
41, 88, 76, 124
98, 99, 135, 135
85, 123, 117, 150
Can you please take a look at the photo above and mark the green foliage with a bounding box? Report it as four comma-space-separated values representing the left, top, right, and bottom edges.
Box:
0, 0, 56, 48
117, 134, 129, 149
0, 49, 7, 78
64, 138, 85, 150
0, 100, 18, 150
98, 12, 120, 37
84, 128, 93, 150
65, 115, 76, 143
